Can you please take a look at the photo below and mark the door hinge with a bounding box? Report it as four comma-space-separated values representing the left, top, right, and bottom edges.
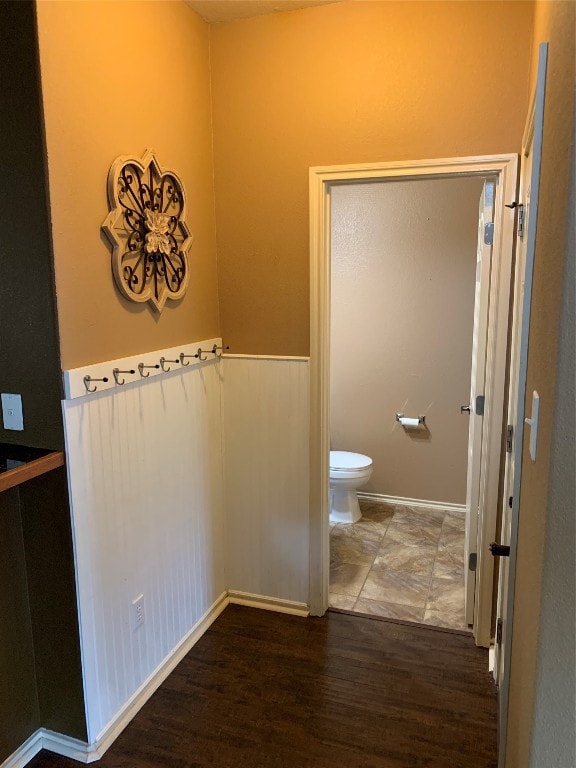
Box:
496, 618, 503, 645
517, 204, 526, 238
475, 395, 485, 416
468, 552, 477, 572
506, 424, 514, 453
484, 222, 494, 245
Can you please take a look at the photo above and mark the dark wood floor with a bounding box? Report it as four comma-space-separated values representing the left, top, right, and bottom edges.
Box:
30, 605, 497, 767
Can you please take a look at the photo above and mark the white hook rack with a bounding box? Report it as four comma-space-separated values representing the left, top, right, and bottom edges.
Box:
64, 337, 224, 400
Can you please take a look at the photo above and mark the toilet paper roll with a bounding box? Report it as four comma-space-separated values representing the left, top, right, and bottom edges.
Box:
398, 417, 420, 427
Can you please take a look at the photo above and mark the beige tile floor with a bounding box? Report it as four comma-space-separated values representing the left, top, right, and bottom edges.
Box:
329, 499, 469, 631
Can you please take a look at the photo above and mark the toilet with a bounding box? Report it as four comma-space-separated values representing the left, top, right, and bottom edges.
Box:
329, 450, 373, 524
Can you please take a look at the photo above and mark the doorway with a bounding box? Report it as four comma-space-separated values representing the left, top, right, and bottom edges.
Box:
309, 155, 518, 647
327, 175, 484, 629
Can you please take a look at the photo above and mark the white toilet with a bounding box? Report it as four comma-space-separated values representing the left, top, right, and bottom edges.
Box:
329, 450, 373, 524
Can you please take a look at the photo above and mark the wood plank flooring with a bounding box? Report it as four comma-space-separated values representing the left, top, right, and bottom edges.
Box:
29, 605, 497, 768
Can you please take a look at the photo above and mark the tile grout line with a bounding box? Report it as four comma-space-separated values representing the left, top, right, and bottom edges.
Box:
351, 507, 393, 610
422, 510, 447, 620
427, 510, 468, 628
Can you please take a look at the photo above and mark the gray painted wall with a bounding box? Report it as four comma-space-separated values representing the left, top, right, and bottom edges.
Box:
529, 147, 575, 768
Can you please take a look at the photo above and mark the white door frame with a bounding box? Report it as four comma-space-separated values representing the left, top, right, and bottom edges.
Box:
465, 179, 497, 627
309, 155, 518, 646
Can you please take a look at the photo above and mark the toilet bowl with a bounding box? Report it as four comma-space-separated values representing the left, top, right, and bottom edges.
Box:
329, 451, 373, 524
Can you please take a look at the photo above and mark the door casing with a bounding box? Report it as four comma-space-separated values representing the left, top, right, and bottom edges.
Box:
309, 154, 518, 646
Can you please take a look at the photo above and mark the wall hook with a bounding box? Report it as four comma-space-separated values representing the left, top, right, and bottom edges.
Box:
113, 368, 135, 385
138, 362, 160, 378
160, 357, 180, 372
83, 375, 109, 393
179, 352, 196, 367
211, 344, 230, 358
196, 347, 208, 361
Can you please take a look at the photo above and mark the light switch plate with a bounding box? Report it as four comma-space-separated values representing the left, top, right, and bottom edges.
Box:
1, 393, 24, 431
524, 390, 539, 462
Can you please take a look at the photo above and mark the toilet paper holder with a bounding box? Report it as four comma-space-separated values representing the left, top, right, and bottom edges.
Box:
396, 413, 426, 426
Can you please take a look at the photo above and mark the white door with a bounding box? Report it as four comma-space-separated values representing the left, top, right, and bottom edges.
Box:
493, 150, 533, 682
495, 43, 548, 759
463, 179, 495, 626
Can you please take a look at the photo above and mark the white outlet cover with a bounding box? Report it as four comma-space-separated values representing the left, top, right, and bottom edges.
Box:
1, 393, 24, 431
131, 594, 144, 631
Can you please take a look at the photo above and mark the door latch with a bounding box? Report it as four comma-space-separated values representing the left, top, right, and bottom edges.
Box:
489, 542, 511, 557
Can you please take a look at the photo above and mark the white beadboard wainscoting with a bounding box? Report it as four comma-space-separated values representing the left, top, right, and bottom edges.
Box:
62, 357, 226, 747
222, 356, 310, 608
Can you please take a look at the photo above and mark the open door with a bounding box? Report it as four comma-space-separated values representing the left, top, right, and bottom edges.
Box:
493, 137, 534, 683
495, 43, 548, 761
463, 179, 495, 627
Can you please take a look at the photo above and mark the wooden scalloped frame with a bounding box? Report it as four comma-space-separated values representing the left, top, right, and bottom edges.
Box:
102, 148, 193, 313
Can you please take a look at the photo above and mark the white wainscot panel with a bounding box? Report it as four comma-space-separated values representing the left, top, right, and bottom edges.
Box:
222, 357, 310, 605
63, 361, 225, 744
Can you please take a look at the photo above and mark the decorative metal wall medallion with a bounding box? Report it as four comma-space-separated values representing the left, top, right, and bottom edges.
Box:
102, 149, 193, 313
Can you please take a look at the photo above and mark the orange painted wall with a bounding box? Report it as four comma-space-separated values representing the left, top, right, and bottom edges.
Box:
210, 1, 534, 355
36, 0, 218, 369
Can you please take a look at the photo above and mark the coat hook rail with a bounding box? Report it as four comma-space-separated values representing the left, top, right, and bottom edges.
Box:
138, 363, 160, 378
160, 357, 180, 372
211, 344, 230, 358
64, 337, 223, 399
83, 375, 109, 393
113, 368, 135, 386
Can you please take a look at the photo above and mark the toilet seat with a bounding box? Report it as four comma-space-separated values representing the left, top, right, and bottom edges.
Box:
330, 451, 372, 472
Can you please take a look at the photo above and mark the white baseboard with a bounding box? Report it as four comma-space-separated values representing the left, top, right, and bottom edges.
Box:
1, 731, 43, 768
1, 730, 96, 768
489, 645, 496, 675
41, 732, 94, 764
2, 588, 308, 768
358, 491, 466, 515
228, 590, 309, 617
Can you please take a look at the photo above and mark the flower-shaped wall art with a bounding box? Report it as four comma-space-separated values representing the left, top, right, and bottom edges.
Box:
102, 149, 193, 313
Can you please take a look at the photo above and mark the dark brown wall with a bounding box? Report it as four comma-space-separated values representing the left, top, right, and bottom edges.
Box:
20, 468, 87, 741
0, 488, 40, 759
0, 0, 63, 450
0, 467, 87, 762
0, 4, 84, 759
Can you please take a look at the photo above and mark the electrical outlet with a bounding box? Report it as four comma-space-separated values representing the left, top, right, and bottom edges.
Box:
1, 393, 24, 431
131, 594, 144, 631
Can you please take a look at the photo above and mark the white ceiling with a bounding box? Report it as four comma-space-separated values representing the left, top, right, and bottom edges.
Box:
185, 0, 339, 24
